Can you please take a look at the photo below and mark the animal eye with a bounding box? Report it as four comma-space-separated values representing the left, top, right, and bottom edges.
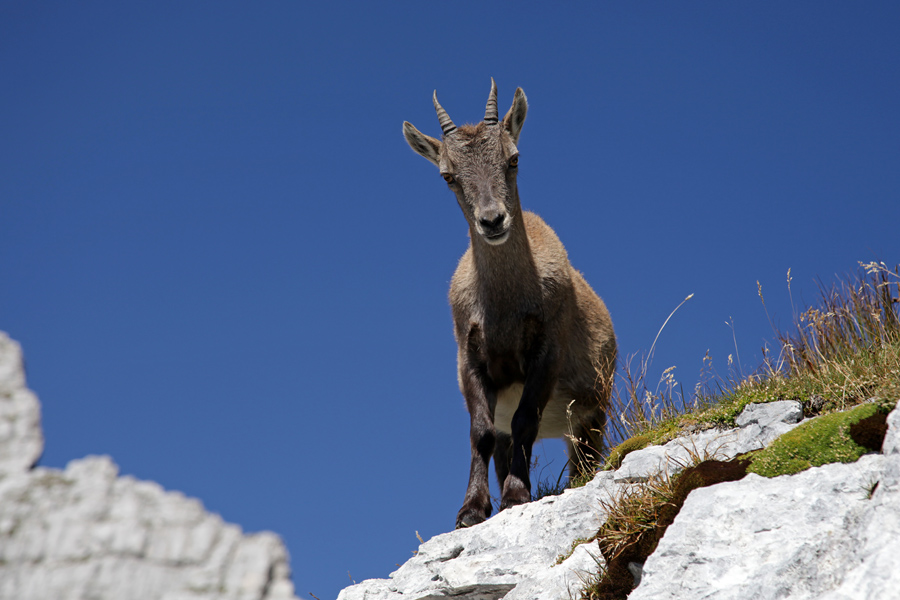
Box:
509, 155, 519, 167
442, 173, 455, 184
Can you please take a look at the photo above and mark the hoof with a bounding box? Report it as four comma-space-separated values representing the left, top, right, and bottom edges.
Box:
455, 505, 490, 529
498, 495, 531, 511
500, 476, 531, 510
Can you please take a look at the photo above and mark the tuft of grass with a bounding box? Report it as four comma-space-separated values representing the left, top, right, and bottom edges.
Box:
601, 262, 900, 461
595, 473, 677, 566
754, 261, 900, 412
778, 262, 900, 376
863, 478, 880, 500
534, 476, 568, 500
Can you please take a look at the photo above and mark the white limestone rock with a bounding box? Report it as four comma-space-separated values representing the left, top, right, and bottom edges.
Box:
0, 332, 298, 600
734, 398, 803, 428
630, 405, 900, 600
614, 400, 804, 483
337, 472, 617, 600
502, 542, 601, 600
0, 332, 43, 477
884, 404, 900, 456
0, 455, 298, 600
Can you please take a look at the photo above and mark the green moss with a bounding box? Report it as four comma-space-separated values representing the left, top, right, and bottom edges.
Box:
604, 434, 652, 470
747, 403, 881, 478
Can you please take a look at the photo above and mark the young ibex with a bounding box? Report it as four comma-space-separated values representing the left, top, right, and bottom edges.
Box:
403, 80, 617, 529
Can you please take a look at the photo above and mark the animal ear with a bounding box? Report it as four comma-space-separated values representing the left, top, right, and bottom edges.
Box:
403, 121, 442, 167
502, 88, 528, 144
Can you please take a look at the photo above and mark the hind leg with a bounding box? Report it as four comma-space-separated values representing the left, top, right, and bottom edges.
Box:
568, 412, 606, 480
493, 431, 513, 491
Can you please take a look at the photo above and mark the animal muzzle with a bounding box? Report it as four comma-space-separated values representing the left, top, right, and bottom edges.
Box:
476, 209, 510, 245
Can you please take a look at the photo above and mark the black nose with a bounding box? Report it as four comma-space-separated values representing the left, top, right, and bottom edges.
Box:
479, 212, 506, 231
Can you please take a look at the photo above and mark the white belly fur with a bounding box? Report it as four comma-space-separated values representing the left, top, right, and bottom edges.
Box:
494, 383, 572, 439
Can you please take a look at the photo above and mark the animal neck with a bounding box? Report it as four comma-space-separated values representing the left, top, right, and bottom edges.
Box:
469, 206, 540, 302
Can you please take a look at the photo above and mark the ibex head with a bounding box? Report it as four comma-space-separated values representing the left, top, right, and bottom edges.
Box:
404, 79, 528, 245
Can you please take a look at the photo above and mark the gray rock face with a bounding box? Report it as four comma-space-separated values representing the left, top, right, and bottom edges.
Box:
630, 405, 900, 600
0, 333, 298, 600
0, 333, 44, 476
734, 398, 803, 428
338, 400, 810, 600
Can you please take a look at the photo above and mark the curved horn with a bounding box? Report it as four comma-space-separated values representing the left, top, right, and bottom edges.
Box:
484, 77, 499, 125
433, 91, 457, 136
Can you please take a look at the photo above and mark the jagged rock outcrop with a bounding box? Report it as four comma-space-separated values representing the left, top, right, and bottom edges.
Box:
0, 334, 43, 476
337, 401, 812, 600
631, 406, 900, 600
338, 474, 612, 600
0, 332, 299, 600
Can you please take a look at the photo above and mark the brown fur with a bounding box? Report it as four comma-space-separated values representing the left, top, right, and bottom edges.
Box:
403, 81, 616, 529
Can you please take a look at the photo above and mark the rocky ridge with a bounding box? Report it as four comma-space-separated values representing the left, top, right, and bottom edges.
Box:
338, 399, 900, 600
5, 328, 898, 600
0, 332, 299, 600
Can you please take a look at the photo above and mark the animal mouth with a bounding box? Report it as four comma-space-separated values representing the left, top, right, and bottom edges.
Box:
482, 228, 510, 245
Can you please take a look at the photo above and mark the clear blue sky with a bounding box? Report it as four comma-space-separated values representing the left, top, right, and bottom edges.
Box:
2, 3, 899, 599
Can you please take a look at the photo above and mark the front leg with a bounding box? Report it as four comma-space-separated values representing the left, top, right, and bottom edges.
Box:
501, 340, 558, 511
455, 357, 497, 529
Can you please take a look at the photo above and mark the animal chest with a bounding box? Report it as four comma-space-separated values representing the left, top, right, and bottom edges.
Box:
467, 312, 540, 388
468, 316, 571, 439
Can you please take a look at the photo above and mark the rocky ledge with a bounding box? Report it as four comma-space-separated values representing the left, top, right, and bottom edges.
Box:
0, 332, 299, 600
339, 399, 900, 600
